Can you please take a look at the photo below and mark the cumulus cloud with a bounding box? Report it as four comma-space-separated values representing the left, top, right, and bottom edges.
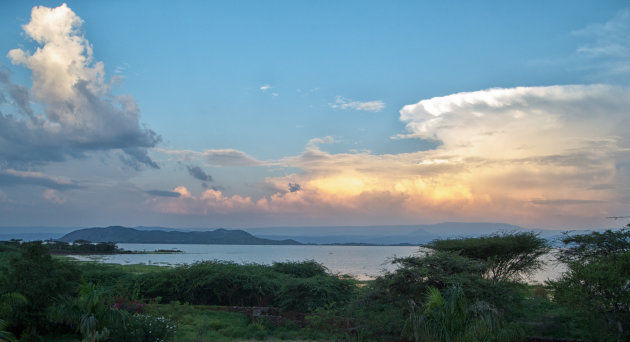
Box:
397, 85, 630, 160
260, 84, 271, 91
1, 4, 160, 168
186, 165, 212, 182
145, 84, 629, 228
149, 85, 630, 228
329, 96, 384, 112
150, 186, 255, 215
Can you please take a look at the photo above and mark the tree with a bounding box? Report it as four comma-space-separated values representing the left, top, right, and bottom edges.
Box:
550, 228, 630, 341
378, 251, 487, 302
0, 242, 81, 337
425, 231, 550, 282
556, 228, 630, 263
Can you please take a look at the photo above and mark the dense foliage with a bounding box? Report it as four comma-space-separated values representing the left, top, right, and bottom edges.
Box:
0, 241, 81, 337
0, 228, 626, 341
549, 228, 630, 341
425, 231, 550, 282
403, 285, 523, 342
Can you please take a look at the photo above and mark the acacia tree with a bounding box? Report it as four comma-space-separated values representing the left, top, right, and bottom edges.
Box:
556, 228, 630, 263
425, 231, 550, 282
550, 228, 630, 341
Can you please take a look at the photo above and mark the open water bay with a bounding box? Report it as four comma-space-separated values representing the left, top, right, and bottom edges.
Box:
70, 244, 564, 282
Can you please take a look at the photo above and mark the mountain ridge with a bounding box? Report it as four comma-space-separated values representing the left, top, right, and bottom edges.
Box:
59, 226, 301, 245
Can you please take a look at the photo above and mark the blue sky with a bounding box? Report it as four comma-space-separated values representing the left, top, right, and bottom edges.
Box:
0, 1, 629, 229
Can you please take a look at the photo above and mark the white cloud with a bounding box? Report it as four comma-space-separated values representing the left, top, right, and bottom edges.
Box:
8, 4, 104, 108
2, 4, 159, 168
260, 84, 271, 91
399, 85, 629, 157
329, 96, 384, 112
149, 84, 630, 227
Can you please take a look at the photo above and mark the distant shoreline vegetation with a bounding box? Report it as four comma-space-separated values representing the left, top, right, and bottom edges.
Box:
7, 239, 185, 255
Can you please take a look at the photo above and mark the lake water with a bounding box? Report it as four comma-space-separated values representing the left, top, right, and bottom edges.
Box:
70, 243, 565, 283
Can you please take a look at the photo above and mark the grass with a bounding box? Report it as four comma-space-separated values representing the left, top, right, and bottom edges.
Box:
144, 302, 327, 341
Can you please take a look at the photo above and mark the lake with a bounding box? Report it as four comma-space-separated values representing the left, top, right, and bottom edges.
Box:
70, 243, 565, 283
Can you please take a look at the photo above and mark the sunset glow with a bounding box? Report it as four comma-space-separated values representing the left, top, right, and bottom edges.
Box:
0, 2, 628, 229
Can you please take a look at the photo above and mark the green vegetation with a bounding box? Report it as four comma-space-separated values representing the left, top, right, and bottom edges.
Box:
47, 240, 122, 254
549, 228, 630, 341
0, 229, 627, 341
403, 285, 523, 342
425, 231, 550, 282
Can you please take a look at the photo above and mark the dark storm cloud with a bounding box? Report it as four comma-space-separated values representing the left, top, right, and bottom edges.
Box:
288, 183, 302, 192
187, 165, 213, 182
0, 70, 161, 169
146, 190, 181, 198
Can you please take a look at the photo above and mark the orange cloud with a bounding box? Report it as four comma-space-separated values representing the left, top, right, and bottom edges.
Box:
150, 85, 630, 228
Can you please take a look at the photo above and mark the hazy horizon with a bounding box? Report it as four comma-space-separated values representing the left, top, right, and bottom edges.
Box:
1, 2, 629, 230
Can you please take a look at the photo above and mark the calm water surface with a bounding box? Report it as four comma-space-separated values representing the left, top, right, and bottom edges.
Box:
70, 244, 564, 282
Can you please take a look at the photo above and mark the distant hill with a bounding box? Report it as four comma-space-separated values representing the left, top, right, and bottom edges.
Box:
59, 226, 301, 245
246, 222, 563, 245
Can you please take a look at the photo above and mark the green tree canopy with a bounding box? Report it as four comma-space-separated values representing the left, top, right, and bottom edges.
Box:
556, 228, 630, 263
550, 228, 630, 341
425, 231, 550, 282
0, 241, 81, 336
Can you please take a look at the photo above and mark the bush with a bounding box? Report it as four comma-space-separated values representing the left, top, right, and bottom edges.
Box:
271, 260, 328, 278
136, 260, 355, 312
276, 276, 356, 312
403, 284, 524, 342
110, 314, 176, 342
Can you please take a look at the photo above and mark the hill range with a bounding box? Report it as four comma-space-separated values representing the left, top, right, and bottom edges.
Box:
58, 226, 300, 245
0, 221, 588, 244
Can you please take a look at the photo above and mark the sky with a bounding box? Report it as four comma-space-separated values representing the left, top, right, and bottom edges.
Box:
0, 1, 629, 230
